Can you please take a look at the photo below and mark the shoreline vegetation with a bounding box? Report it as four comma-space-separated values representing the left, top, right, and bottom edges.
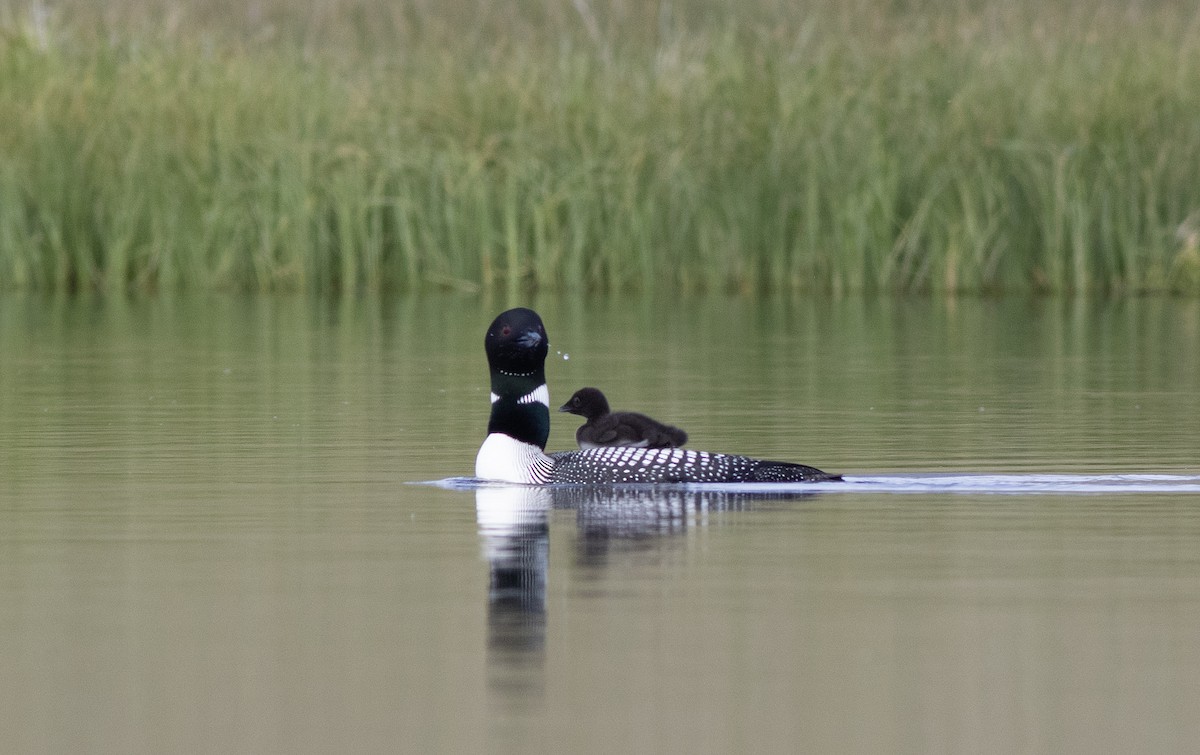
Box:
2, 0, 1200, 295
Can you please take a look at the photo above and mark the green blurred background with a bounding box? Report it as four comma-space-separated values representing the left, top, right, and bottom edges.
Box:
2, 0, 1199, 294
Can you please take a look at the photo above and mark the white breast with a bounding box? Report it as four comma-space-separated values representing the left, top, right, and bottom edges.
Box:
475, 433, 553, 484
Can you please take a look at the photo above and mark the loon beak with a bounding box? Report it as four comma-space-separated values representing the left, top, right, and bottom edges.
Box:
556, 403, 570, 412
516, 330, 543, 348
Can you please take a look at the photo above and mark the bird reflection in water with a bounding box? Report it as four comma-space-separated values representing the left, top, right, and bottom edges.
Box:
476, 485, 551, 699
475, 484, 818, 702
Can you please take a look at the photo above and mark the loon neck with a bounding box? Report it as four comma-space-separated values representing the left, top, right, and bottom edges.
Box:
490, 364, 546, 398
487, 377, 551, 449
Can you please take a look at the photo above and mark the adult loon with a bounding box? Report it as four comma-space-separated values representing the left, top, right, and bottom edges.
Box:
559, 387, 688, 449
474, 307, 841, 484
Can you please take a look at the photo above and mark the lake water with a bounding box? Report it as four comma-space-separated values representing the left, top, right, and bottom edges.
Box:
2, 294, 1198, 753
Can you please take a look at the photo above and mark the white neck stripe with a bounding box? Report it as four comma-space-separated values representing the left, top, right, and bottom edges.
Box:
489, 384, 550, 407
518, 384, 550, 407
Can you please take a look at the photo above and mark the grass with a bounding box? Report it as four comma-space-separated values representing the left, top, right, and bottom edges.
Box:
2, 0, 1200, 294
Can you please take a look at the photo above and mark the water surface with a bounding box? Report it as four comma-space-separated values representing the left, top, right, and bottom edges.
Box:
1, 294, 1198, 752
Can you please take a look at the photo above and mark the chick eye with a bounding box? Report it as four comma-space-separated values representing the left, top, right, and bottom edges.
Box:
500, 325, 512, 336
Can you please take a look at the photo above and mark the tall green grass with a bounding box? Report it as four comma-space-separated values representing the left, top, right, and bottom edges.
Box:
2, 0, 1200, 294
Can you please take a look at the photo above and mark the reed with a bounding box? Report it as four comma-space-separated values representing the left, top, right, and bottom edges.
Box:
2, 0, 1199, 294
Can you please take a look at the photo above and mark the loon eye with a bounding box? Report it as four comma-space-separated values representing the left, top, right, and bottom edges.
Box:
500, 325, 512, 336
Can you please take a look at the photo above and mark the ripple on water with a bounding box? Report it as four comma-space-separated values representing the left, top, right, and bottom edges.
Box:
420, 473, 1200, 495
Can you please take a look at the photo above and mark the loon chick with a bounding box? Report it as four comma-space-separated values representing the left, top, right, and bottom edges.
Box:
474, 308, 841, 485
559, 387, 688, 450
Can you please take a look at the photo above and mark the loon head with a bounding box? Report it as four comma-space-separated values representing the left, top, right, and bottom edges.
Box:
485, 307, 549, 386
558, 387, 611, 420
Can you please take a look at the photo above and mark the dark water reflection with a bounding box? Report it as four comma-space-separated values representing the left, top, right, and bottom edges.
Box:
477, 484, 822, 704
477, 486, 550, 700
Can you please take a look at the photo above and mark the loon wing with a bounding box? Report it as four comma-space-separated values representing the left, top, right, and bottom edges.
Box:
548, 447, 839, 484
